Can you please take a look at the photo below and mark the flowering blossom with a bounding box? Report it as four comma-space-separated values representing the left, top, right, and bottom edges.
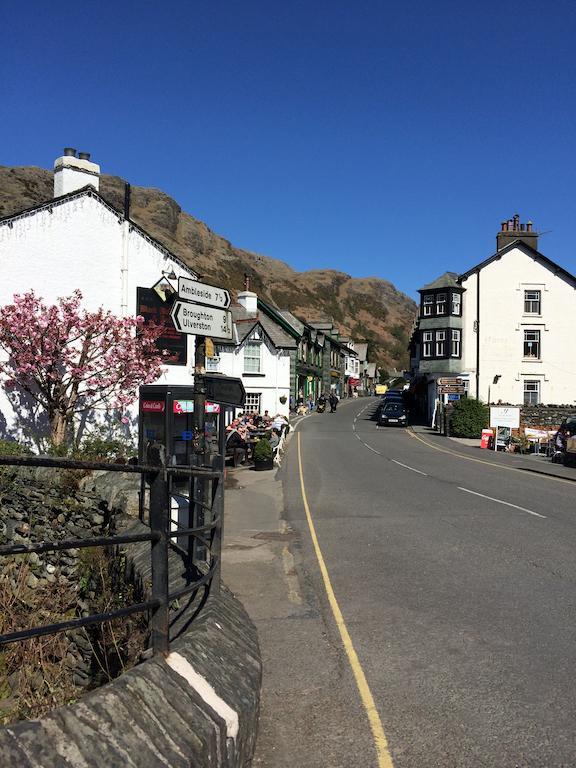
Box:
0, 290, 167, 445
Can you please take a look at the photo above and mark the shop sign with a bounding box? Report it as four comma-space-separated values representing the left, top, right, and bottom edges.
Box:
173, 400, 221, 414
141, 400, 165, 413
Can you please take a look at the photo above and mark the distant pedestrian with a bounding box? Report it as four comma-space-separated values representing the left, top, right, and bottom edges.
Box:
329, 392, 338, 413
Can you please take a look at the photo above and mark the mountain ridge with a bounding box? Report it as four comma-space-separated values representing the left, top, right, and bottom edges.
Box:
0, 165, 416, 371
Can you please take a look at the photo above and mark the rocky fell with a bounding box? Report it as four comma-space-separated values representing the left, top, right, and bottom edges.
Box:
0, 166, 416, 371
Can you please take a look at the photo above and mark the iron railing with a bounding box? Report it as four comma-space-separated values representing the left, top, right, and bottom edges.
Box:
0, 455, 223, 657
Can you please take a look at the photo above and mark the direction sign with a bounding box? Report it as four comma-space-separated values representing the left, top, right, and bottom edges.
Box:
171, 300, 233, 340
178, 277, 231, 310
438, 385, 467, 394
437, 377, 462, 386
204, 375, 246, 407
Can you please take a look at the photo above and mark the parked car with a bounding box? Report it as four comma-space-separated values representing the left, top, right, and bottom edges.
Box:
377, 401, 409, 427
376, 390, 406, 418
557, 415, 576, 466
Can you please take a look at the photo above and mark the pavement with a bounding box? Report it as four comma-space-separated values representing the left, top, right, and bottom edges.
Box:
410, 423, 576, 483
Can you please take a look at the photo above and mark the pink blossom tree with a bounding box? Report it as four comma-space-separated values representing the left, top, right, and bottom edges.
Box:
0, 290, 167, 448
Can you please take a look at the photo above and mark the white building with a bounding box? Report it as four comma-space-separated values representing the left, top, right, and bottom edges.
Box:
410, 215, 576, 422
207, 289, 294, 417
0, 149, 199, 443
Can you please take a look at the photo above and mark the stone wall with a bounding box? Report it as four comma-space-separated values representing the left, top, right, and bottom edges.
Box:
0, 470, 262, 767
520, 405, 575, 429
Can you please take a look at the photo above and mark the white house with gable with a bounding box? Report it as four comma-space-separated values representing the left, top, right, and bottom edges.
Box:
207, 288, 294, 417
410, 215, 576, 423
0, 148, 198, 442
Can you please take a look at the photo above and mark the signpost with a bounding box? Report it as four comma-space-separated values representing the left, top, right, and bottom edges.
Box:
170, 301, 233, 340
178, 277, 231, 310
170, 275, 234, 569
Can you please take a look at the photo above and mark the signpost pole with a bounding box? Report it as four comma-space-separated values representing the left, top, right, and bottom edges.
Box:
191, 334, 207, 567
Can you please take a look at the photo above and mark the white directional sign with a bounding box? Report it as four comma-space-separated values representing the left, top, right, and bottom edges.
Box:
178, 277, 231, 310
171, 300, 233, 340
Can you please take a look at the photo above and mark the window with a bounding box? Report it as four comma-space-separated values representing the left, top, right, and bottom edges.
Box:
523, 330, 540, 359
244, 342, 261, 373
436, 293, 447, 315
523, 379, 540, 405
206, 356, 220, 372
435, 330, 446, 356
524, 290, 541, 314
451, 292, 461, 315
451, 329, 461, 357
423, 295, 434, 316
423, 331, 433, 357
245, 392, 261, 412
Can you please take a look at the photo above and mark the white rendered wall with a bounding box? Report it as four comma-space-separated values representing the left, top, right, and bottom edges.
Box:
460, 246, 576, 405
213, 342, 290, 417
0, 194, 198, 442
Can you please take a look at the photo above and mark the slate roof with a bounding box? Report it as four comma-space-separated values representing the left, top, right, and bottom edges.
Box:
230, 305, 297, 348
419, 271, 460, 291
354, 342, 368, 361
276, 310, 304, 335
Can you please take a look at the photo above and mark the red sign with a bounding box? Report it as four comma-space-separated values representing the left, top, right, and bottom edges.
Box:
141, 400, 165, 413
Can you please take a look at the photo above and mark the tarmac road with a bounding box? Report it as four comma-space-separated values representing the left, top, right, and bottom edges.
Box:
224, 398, 576, 768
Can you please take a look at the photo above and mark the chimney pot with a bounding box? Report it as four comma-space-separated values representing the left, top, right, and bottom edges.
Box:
63, 147, 77, 157
501, 221, 508, 231
526, 221, 533, 232
78, 151, 91, 160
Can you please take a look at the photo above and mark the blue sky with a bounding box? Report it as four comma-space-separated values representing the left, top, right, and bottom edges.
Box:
3, 0, 576, 299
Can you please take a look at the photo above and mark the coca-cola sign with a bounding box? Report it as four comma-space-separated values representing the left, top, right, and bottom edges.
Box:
141, 400, 165, 413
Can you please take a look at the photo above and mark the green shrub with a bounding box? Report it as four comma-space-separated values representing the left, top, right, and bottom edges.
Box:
253, 438, 273, 461
77, 436, 133, 461
449, 398, 489, 438
0, 439, 32, 456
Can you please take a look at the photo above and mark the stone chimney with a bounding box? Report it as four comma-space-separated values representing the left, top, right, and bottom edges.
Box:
54, 148, 100, 197
237, 273, 258, 313
496, 214, 538, 252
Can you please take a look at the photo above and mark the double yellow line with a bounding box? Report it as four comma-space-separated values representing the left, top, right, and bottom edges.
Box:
297, 433, 394, 768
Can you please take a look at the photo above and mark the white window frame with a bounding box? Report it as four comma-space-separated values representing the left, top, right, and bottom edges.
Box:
523, 330, 541, 359
451, 293, 461, 316
436, 293, 447, 315
524, 289, 541, 314
423, 331, 433, 357
450, 329, 461, 357
244, 341, 261, 373
435, 330, 446, 357
244, 392, 262, 412
423, 295, 434, 316
523, 379, 540, 405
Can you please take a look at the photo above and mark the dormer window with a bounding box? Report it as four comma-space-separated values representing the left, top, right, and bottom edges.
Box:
436, 293, 447, 315
423, 295, 434, 316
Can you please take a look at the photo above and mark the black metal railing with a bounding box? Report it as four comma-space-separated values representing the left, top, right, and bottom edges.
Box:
0, 455, 223, 657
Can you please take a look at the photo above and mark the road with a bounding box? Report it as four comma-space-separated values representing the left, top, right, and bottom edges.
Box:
273, 397, 576, 768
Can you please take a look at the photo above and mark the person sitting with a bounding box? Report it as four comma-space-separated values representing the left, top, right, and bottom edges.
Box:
262, 410, 272, 425
268, 428, 281, 451
225, 422, 248, 466
272, 413, 289, 433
